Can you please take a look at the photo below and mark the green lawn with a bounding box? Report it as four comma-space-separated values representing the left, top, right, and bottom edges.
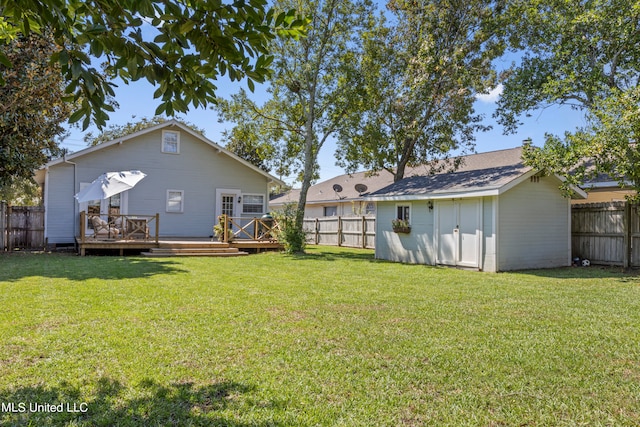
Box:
0, 246, 639, 426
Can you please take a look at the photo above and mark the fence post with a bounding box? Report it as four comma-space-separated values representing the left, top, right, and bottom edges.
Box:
624, 202, 632, 269
7, 205, 12, 252
0, 201, 5, 251
337, 216, 342, 247
362, 216, 366, 249
315, 218, 319, 245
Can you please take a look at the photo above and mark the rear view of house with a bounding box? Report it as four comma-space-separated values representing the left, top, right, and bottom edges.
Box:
34, 120, 282, 248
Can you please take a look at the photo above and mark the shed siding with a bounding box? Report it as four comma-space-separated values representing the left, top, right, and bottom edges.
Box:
498, 177, 570, 270
375, 200, 434, 264
47, 127, 271, 239
481, 197, 497, 272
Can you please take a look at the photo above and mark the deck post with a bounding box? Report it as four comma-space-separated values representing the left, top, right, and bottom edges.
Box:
223, 214, 228, 243
80, 211, 86, 243
254, 217, 258, 240
155, 213, 160, 243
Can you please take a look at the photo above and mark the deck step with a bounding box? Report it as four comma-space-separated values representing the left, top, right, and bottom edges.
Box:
140, 247, 248, 257
157, 241, 230, 249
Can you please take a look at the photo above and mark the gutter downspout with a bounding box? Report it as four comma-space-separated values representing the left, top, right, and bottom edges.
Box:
63, 152, 78, 240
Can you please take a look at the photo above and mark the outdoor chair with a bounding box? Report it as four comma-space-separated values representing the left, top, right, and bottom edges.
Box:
90, 216, 120, 238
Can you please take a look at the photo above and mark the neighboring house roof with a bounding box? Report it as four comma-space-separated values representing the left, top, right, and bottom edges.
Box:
269, 169, 397, 206
271, 147, 532, 206
34, 119, 284, 186
367, 147, 587, 201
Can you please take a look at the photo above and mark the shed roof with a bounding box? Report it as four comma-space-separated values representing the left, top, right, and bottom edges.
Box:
367, 147, 586, 201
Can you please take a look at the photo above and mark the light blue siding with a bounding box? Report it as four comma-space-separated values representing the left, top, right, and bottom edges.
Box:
44, 164, 76, 244
497, 176, 570, 270
44, 126, 272, 242
375, 200, 435, 264
374, 178, 571, 272
482, 197, 496, 272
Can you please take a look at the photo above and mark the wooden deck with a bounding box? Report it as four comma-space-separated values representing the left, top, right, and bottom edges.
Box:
76, 237, 282, 256
76, 212, 282, 256
76, 237, 283, 256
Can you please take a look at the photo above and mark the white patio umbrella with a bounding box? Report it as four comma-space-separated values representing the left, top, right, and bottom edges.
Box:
74, 170, 147, 203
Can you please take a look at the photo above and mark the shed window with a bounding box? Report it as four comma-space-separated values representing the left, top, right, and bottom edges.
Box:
166, 190, 184, 213
242, 194, 265, 214
162, 130, 180, 154
396, 204, 411, 223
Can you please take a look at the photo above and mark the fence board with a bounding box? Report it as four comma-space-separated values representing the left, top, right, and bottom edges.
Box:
303, 216, 375, 249
571, 202, 640, 267
0, 201, 5, 251
3, 205, 45, 250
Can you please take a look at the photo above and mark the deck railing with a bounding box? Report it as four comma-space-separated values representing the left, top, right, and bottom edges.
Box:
79, 211, 159, 244
216, 214, 280, 243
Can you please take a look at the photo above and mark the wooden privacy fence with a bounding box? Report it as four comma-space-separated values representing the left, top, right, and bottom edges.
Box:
0, 202, 45, 251
303, 216, 375, 249
571, 202, 640, 267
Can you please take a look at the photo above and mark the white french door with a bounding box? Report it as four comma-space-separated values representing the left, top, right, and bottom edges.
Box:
436, 199, 481, 268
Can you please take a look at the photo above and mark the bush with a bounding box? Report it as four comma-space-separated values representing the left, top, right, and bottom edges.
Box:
272, 203, 306, 254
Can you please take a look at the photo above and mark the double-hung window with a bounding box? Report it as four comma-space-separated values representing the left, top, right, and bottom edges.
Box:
166, 190, 184, 213
242, 194, 265, 214
162, 130, 180, 154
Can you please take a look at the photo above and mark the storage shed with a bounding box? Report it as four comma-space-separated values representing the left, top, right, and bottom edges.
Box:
366, 147, 586, 271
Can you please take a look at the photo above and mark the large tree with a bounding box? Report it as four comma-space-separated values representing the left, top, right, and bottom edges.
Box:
217, 0, 376, 252
336, 0, 503, 182
497, 0, 640, 196
0, 32, 72, 192
0, 0, 306, 129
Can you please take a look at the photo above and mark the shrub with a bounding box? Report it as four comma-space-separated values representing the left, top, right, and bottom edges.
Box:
272, 203, 306, 254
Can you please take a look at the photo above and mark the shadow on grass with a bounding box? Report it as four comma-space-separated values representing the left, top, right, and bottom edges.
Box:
0, 253, 187, 282
288, 247, 376, 263
513, 266, 640, 281
0, 378, 286, 426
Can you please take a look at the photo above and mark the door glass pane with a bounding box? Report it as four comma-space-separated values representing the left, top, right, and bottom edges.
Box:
222, 195, 235, 217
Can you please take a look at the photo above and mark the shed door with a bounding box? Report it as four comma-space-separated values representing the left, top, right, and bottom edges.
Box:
437, 199, 481, 268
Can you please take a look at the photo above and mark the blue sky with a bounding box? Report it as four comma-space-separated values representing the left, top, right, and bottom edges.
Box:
61, 53, 588, 186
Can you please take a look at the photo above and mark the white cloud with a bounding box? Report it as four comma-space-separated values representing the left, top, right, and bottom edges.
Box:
476, 84, 504, 103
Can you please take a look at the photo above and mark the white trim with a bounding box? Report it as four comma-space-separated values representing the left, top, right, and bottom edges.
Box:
394, 202, 412, 224
161, 129, 180, 154
585, 180, 632, 189
241, 193, 266, 215
494, 196, 500, 271
43, 167, 49, 240
166, 189, 184, 213
215, 188, 241, 219
367, 188, 502, 202
567, 197, 572, 267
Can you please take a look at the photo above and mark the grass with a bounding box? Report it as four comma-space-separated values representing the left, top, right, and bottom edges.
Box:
0, 246, 639, 426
